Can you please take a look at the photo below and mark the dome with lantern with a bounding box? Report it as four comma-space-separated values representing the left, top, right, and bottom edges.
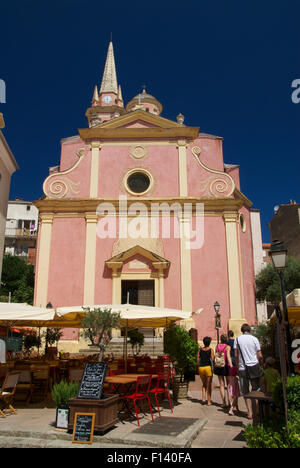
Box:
126, 88, 163, 115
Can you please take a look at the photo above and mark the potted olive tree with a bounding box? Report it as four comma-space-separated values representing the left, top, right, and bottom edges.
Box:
81, 307, 121, 361
164, 323, 198, 401
23, 334, 41, 358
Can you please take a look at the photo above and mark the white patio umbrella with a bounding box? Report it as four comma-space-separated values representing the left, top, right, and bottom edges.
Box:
0, 302, 56, 361
55, 303, 193, 328
55, 303, 196, 371
0, 303, 56, 326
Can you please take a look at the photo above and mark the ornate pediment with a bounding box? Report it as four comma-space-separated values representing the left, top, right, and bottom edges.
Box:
106, 245, 170, 272
78, 110, 199, 141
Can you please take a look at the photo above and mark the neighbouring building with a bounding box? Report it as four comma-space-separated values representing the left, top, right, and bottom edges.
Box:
0, 117, 19, 281
250, 209, 268, 323
34, 42, 259, 351
262, 243, 272, 266
4, 199, 39, 265
269, 201, 300, 258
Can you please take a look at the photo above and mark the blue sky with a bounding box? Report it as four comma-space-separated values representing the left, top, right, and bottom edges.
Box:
1, 0, 299, 242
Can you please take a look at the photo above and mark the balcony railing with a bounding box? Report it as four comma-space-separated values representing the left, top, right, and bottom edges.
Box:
5, 228, 38, 238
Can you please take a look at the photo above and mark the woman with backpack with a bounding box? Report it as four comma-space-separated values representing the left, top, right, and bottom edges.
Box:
214, 334, 233, 408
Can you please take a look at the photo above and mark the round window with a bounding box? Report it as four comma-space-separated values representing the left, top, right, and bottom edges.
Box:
126, 171, 151, 194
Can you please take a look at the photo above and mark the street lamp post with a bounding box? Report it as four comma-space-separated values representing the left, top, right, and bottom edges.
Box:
214, 301, 221, 344
269, 240, 294, 375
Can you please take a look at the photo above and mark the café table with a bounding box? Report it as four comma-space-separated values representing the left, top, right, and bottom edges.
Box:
243, 391, 273, 425
105, 376, 137, 394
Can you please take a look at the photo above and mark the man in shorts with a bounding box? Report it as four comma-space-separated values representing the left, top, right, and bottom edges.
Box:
234, 324, 263, 419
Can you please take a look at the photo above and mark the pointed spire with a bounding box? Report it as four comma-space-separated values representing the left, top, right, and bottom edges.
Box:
92, 85, 99, 105
100, 41, 118, 95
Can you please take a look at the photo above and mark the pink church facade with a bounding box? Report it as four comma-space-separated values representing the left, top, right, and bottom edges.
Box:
34, 42, 257, 350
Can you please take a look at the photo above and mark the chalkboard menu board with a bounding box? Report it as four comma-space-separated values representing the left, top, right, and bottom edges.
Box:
72, 413, 95, 444
77, 362, 108, 400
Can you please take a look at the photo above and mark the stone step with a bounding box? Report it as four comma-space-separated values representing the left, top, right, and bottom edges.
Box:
80, 338, 164, 358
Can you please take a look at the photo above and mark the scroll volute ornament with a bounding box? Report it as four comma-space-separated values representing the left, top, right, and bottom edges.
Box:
192, 146, 235, 198
43, 148, 85, 199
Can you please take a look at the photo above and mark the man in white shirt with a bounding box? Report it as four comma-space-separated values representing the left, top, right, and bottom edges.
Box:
234, 323, 263, 419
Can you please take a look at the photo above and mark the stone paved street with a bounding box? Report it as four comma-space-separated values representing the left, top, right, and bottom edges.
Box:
0, 374, 249, 448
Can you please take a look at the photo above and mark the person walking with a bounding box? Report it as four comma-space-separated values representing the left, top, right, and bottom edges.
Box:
197, 337, 214, 405
263, 357, 280, 396
227, 330, 236, 367
234, 323, 264, 420
228, 365, 241, 415
214, 334, 233, 408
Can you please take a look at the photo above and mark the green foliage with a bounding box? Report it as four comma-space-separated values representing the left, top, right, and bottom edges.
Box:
244, 421, 290, 448
272, 375, 300, 413
43, 328, 63, 351
288, 411, 300, 448
23, 334, 41, 353
128, 329, 144, 356
245, 377, 300, 448
251, 322, 274, 356
245, 410, 300, 449
51, 380, 79, 407
164, 323, 198, 381
255, 256, 300, 304
0, 254, 34, 304
81, 307, 121, 359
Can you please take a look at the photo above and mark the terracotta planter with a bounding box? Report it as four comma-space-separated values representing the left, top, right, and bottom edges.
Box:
68, 394, 119, 434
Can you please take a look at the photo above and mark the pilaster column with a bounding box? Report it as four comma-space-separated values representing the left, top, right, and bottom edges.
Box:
35, 214, 53, 307
177, 140, 188, 197
152, 263, 166, 308
89, 142, 101, 198
178, 212, 193, 311
223, 212, 245, 335
110, 262, 122, 305
83, 213, 98, 304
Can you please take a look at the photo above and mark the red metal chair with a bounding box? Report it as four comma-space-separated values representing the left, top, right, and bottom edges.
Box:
122, 374, 154, 426
149, 368, 173, 417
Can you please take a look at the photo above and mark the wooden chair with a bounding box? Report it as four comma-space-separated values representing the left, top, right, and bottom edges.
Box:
15, 370, 34, 405
0, 365, 7, 387
0, 371, 20, 418
31, 366, 50, 401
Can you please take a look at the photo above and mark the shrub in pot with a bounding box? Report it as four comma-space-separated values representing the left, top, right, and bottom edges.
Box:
164, 323, 198, 400
23, 334, 41, 358
51, 380, 79, 429
128, 329, 144, 357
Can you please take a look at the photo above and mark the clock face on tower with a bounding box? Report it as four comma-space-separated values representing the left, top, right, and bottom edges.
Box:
103, 95, 112, 104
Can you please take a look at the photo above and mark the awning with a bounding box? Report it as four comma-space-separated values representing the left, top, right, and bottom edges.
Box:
0, 302, 196, 329
286, 289, 300, 326
270, 289, 300, 326
55, 304, 194, 329
0, 302, 56, 327
10, 327, 36, 335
